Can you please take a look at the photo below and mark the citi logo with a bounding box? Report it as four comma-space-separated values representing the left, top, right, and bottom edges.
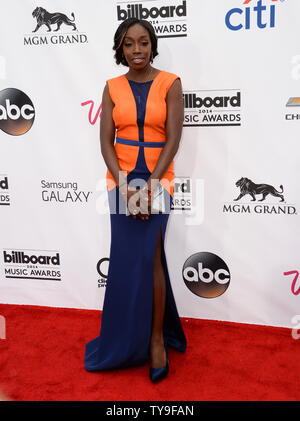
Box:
243, 0, 278, 3
243, 0, 278, 2
117, 1, 186, 20
225, 0, 284, 31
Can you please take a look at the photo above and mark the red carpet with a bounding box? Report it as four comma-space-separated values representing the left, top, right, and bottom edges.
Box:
0, 303, 299, 401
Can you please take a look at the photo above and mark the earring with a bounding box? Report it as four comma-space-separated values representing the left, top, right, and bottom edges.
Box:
150, 52, 154, 63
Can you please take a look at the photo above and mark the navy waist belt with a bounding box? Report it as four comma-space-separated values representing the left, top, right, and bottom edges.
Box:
116, 137, 166, 148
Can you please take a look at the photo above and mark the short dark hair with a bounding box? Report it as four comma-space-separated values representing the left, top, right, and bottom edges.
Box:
113, 18, 158, 67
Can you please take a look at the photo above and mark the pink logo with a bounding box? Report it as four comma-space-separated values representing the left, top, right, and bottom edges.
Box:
243, 0, 278, 3
284, 270, 300, 296
81, 100, 102, 125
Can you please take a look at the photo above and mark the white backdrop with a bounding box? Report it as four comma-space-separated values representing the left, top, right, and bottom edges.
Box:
0, 0, 300, 328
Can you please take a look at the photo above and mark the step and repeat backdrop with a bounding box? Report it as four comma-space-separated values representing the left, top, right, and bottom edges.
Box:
0, 0, 300, 328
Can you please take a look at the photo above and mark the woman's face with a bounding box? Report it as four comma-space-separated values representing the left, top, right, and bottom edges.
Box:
122, 24, 152, 70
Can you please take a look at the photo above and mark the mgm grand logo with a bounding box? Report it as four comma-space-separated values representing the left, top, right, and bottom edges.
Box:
223, 177, 297, 215
24, 7, 88, 46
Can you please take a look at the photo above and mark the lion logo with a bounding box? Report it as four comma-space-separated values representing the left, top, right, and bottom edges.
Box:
234, 177, 284, 202
32, 7, 77, 32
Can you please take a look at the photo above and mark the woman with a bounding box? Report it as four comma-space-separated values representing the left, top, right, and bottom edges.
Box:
84, 18, 187, 382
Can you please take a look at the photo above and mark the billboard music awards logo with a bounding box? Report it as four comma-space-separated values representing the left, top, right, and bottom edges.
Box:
183, 252, 230, 298
3, 249, 61, 281
116, 0, 187, 38
40, 179, 92, 204
285, 97, 300, 121
0, 88, 35, 135
171, 176, 192, 211
183, 90, 241, 127
24, 7, 88, 46
97, 257, 109, 288
223, 177, 297, 215
225, 0, 285, 31
0, 175, 10, 206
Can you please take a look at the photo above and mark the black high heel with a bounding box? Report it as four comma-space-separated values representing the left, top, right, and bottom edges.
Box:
150, 341, 169, 383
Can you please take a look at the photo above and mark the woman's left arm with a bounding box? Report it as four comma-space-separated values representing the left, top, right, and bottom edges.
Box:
146, 77, 184, 191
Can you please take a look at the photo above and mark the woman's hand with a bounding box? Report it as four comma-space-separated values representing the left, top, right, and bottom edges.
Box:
129, 189, 152, 220
127, 188, 140, 219
119, 182, 153, 220
120, 186, 151, 220
138, 188, 152, 220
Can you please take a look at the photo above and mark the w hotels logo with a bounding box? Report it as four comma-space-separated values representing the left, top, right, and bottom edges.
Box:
225, 0, 285, 31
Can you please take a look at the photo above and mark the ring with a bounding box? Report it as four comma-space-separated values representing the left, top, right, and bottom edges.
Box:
132, 209, 138, 215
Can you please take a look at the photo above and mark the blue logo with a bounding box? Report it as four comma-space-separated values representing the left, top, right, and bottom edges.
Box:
225, 0, 283, 31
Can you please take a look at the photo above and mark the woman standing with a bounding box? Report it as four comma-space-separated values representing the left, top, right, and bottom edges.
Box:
84, 18, 187, 382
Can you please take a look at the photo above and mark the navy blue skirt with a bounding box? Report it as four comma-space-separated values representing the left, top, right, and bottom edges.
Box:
84, 139, 187, 371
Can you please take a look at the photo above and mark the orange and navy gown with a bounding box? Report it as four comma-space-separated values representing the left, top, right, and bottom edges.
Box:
84, 70, 187, 371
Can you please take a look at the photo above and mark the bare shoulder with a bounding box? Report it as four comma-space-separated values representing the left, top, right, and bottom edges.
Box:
102, 82, 114, 108
160, 70, 182, 94
169, 77, 182, 89
166, 77, 183, 100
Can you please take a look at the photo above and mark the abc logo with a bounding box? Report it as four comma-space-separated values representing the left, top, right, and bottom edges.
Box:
96, 257, 109, 279
183, 252, 230, 298
0, 88, 35, 135
97, 257, 109, 288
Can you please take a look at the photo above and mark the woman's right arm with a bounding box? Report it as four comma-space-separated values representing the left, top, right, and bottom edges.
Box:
100, 83, 127, 191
